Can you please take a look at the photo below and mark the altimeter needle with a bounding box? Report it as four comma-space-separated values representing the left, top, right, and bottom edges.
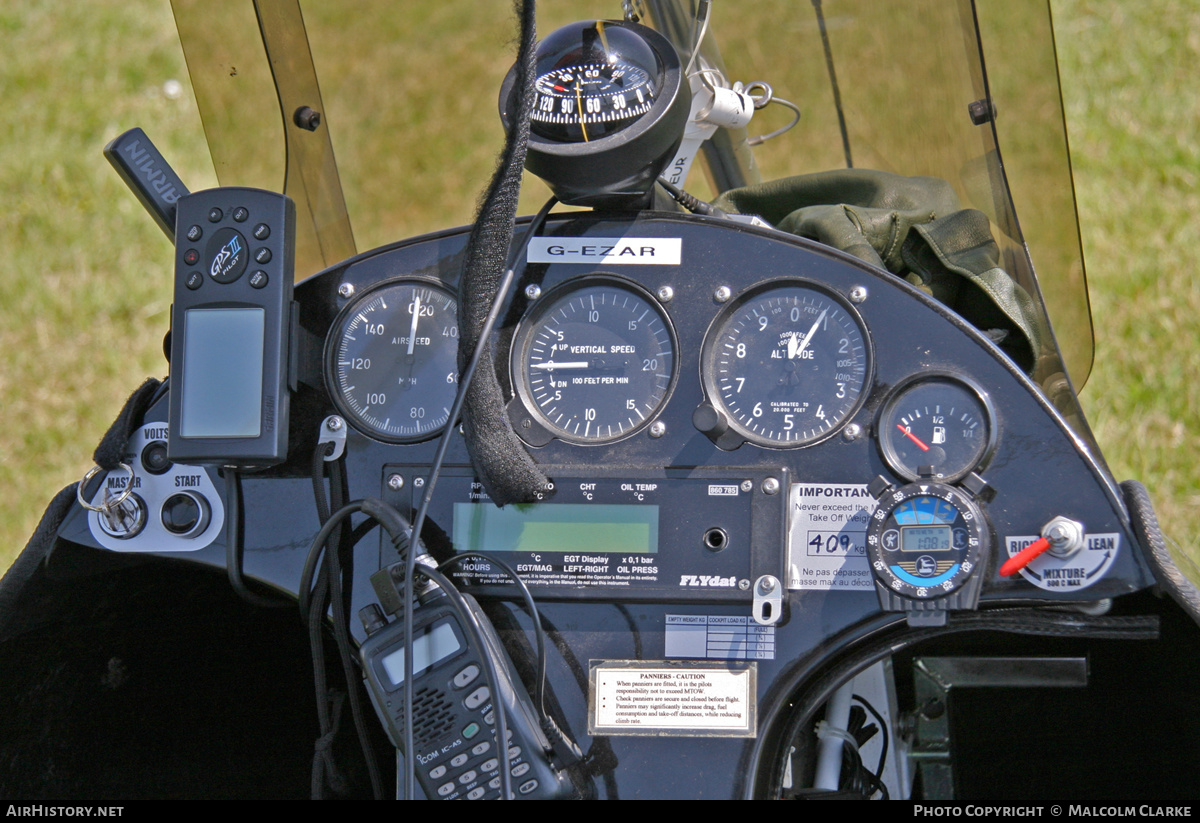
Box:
896, 424, 930, 452
794, 309, 828, 358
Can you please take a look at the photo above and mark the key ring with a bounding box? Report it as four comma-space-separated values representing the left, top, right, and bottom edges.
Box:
77, 463, 135, 512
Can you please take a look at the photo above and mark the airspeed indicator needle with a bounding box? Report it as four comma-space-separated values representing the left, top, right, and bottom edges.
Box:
406, 293, 421, 356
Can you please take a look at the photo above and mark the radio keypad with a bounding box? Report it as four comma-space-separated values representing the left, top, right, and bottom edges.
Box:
413, 666, 532, 800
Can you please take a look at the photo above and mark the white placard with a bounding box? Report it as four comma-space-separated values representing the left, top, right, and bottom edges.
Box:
589, 661, 755, 737
787, 483, 874, 590
527, 237, 681, 265
664, 614, 775, 660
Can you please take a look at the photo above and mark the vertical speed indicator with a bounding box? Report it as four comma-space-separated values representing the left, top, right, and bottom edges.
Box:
511, 278, 676, 445
697, 282, 870, 449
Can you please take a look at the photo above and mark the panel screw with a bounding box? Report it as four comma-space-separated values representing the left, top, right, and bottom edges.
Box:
524, 284, 542, 300
413, 477, 425, 488
740, 480, 753, 493
522, 418, 532, 429
649, 421, 666, 438
842, 423, 862, 441
849, 285, 868, 303
326, 416, 343, 431
656, 285, 674, 303
738, 579, 750, 591
338, 283, 355, 298
714, 286, 732, 303
387, 474, 404, 491
761, 477, 780, 495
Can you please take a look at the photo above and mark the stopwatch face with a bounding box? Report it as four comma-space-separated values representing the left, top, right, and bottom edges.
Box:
700, 282, 870, 448
866, 483, 985, 601
324, 280, 460, 443
512, 277, 676, 445
530, 20, 665, 143
878, 376, 994, 482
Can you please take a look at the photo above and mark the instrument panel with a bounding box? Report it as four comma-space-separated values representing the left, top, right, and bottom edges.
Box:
289, 211, 1146, 612
63, 210, 1149, 620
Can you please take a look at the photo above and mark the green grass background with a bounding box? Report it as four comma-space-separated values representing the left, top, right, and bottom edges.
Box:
0, 0, 1195, 572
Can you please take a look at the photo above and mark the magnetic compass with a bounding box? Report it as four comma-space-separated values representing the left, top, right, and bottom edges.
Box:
532, 50, 657, 142
501, 19, 691, 207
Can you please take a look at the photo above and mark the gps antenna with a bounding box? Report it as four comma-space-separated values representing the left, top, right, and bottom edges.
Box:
104, 127, 190, 240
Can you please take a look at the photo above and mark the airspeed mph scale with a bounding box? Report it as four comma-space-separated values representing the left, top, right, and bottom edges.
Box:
325, 279, 459, 443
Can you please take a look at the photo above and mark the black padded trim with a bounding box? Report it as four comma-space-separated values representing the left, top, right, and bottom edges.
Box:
1122, 479, 1200, 626
456, 0, 547, 506
0, 483, 77, 640
93, 378, 162, 470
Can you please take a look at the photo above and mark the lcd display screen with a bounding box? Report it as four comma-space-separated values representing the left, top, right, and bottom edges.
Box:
453, 503, 659, 555
380, 621, 462, 687
901, 525, 953, 552
180, 307, 264, 438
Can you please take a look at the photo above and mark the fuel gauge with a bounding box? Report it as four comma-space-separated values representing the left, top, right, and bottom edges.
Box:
878, 376, 994, 482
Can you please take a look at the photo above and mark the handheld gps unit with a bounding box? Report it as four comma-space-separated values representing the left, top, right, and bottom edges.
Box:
167, 187, 296, 468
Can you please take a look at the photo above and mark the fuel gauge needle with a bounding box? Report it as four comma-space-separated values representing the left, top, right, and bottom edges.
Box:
897, 424, 931, 452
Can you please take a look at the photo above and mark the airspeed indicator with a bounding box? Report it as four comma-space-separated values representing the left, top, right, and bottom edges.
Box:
324, 279, 459, 443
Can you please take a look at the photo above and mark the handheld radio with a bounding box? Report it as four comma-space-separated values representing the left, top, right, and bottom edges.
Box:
359, 581, 581, 800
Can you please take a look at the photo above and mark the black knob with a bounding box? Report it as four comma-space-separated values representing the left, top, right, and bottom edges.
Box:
141, 441, 172, 476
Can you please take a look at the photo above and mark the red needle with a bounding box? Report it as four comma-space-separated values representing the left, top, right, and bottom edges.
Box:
999, 536, 1052, 577
897, 424, 930, 452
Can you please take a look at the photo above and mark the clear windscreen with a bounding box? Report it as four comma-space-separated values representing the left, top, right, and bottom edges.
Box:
170, 0, 1092, 393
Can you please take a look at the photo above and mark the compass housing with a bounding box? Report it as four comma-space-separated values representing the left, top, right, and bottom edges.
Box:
500, 20, 691, 209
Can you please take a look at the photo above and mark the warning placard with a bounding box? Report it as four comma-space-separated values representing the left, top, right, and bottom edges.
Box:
787, 483, 874, 591
588, 660, 756, 737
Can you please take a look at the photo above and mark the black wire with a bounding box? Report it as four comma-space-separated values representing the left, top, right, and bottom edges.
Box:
300, 442, 336, 622
307, 559, 339, 798
811, 0, 854, 168
656, 176, 723, 216
223, 468, 287, 608
407, 194, 558, 558
300, 498, 386, 798
439, 552, 548, 719
403, 194, 557, 797
852, 693, 890, 798
323, 482, 385, 799
305, 502, 363, 798
613, 603, 643, 660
